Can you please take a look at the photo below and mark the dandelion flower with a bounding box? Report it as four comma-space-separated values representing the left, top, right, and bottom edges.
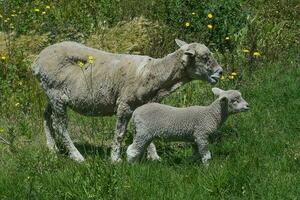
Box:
184, 22, 190, 27
42, 11, 46, 15
46, 5, 51, 9
34, 8, 40, 12
192, 12, 196, 16
78, 61, 84, 68
231, 72, 237, 76
225, 36, 230, 40
253, 51, 261, 57
207, 24, 213, 29
88, 55, 94, 64
1, 56, 6, 60
220, 75, 225, 80
228, 75, 235, 80
242, 49, 250, 53
0, 128, 4, 133
207, 13, 213, 19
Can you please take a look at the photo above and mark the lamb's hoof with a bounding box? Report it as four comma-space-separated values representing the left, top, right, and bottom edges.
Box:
70, 151, 85, 162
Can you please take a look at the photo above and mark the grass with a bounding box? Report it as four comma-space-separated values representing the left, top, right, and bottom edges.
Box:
0, 57, 299, 199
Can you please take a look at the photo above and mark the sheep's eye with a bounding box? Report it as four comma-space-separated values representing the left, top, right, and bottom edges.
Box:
201, 55, 209, 62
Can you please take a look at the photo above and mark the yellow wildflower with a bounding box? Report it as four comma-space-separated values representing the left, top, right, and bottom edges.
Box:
253, 51, 261, 57
1, 56, 6, 60
46, 5, 51, 9
42, 11, 46, 15
34, 8, 40, 12
207, 24, 213, 29
207, 13, 213, 19
231, 72, 237, 76
192, 12, 196, 16
0, 128, 4, 133
228, 75, 235, 80
242, 49, 250, 53
88, 55, 94, 64
15, 102, 20, 107
184, 22, 190, 27
220, 75, 225, 81
225, 36, 230, 40
78, 61, 84, 68
11, 14, 17, 17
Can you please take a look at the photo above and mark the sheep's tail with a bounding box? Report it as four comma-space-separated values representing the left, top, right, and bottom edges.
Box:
31, 56, 42, 78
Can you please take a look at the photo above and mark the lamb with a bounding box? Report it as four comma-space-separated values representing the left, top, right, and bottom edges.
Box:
32, 39, 223, 162
127, 88, 250, 165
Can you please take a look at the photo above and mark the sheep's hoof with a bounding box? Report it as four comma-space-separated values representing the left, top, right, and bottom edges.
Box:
112, 158, 123, 164
147, 155, 161, 161
69, 152, 85, 162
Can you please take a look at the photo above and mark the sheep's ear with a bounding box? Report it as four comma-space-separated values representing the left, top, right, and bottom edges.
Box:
212, 87, 224, 96
220, 96, 228, 108
184, 49, 195, 56
175, 39, 188, 47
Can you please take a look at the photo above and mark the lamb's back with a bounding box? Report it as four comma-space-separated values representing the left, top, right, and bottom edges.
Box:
133, 103, 208, 133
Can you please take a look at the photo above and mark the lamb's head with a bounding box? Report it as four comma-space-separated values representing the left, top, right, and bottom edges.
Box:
212, 87, 250, 114
175, 39, 223, 84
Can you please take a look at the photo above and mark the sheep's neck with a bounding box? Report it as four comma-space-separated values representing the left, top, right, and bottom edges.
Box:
146, 49, 188, 100
207, 99, 229, 128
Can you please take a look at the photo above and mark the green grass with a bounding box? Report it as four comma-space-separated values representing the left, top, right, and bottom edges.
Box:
0, 59, 299, 199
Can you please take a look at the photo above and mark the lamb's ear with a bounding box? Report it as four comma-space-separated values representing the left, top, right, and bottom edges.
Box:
220, 96, 228, 108
212, 87, 224, 96
181, 49, 195, 66
175, 39, 188, 47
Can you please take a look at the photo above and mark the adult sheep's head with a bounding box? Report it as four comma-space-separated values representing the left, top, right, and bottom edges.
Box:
175, 39, 223, 84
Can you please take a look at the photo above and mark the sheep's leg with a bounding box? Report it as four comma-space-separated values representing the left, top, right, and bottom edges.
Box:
146, 143, 161, 161
127, 135, 151, 163
187, 143, 201, 162
111, 103, 131, 162
44, 103, 58, 152
127, 142, 145, 163
51, 101, 84, 162
195, 137, 211, 166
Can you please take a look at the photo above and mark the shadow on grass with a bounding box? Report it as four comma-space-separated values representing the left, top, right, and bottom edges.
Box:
74, 142, 110, 159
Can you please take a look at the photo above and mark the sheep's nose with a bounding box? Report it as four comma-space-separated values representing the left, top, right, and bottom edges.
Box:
245, 103, 250, 110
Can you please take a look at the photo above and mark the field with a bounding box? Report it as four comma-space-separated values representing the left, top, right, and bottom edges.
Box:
0, 0, 299, 199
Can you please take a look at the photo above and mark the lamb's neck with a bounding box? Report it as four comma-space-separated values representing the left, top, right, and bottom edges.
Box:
207, 99, 229, 127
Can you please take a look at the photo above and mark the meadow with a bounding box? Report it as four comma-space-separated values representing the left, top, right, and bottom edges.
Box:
0, 0, 299, 199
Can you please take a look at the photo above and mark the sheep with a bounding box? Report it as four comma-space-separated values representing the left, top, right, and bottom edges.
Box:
32, 39, 223, 162
127, 87, 250, 165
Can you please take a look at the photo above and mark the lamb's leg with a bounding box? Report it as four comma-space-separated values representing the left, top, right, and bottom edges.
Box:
111, 103, 131, 162
51, 101, 84, 162
146, 143, 161, 161
195, 136, 211, 166
187, 143, 201, 162
44, 103, 58, 152
127, 134, 151, 163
